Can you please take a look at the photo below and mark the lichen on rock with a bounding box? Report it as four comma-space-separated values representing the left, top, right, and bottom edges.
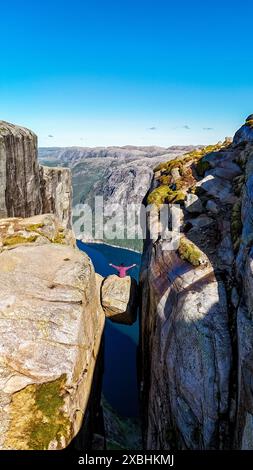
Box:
5, 376, 71, 450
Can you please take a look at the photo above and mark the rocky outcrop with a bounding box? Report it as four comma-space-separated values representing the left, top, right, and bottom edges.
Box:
233, 115, 253, 145
40, 166, 72, 229
0, 213, 75, 251
0, 121, 72, 228
100, 275, 138, 325
0, 121, 106, 450
0, 121, 42, 218
0, 214, 105, 449
140, 126, 253, 450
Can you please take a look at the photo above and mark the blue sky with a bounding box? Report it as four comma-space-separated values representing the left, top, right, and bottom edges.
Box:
0, 0, 252, 147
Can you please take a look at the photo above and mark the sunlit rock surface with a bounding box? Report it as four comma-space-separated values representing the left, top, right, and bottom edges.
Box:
0, 215, 105, 449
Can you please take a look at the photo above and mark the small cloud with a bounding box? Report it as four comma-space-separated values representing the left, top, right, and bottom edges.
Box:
147, 126, 157, 131
182, 125, 190, 130
48, 134, 54, 138
203, 127, 213, 131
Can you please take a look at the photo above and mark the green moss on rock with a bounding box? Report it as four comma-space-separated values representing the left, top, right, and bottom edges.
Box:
5, 375, 71, 450
195, 159, 210, 177
53, 232, 66, 244
245, 119, 253, 129
159, 175, 170, 185
28, 375, 71, 450
178, 237, 203, 266
147, 185, 186, 206
26, 223, 45, 232
154, 159, 183, 175
3, 234, 38, 246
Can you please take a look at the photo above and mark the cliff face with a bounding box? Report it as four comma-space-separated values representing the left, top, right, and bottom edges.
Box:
0, 121, 72, 227
40, 166, 72, 229
140, 120, 253, 450
0, 121, 105, 449
0, 121, 42, 218
234, 142, 253, 448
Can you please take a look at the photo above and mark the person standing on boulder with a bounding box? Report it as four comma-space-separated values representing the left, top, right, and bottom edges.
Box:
109, 262, 137, 278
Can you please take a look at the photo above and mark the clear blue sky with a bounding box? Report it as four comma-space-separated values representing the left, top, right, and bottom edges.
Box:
0, 0, 252, 147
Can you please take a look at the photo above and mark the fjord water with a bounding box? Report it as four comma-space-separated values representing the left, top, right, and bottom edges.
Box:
77, 240, 141, 418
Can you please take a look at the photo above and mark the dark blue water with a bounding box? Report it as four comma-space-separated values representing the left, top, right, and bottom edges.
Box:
77, 241, 141, 417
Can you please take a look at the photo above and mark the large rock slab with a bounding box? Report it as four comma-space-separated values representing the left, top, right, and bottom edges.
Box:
101, 275, 138, 325
0, 218, 105, 450
195, 174, 237, 204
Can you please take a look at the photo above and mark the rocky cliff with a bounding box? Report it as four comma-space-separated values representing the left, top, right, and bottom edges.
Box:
0, 121, 42, 219
0, 121, 72, 227
140, 118, 253, 449
0, 214, 105, 449
40, 166, 72, 229
0, 122, 106, 449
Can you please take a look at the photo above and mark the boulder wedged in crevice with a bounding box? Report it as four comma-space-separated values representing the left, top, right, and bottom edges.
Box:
100, 274, 138, 325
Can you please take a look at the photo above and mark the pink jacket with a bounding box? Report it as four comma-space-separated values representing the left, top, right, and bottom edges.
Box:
110, 264, 136, 278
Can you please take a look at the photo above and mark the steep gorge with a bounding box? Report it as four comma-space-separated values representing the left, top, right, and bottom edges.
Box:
2, 116, 253, 451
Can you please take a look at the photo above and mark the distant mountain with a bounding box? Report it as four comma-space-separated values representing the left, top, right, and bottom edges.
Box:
38, 145, 201, 207
38, 145, 197, 166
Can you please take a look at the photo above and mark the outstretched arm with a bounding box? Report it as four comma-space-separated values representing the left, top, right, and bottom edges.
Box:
125, 264, 137, 271
109, 263, 120, 270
